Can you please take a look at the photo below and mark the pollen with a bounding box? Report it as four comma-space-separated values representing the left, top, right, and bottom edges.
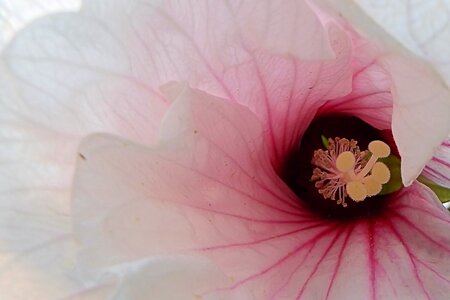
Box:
311, 137, 391, 207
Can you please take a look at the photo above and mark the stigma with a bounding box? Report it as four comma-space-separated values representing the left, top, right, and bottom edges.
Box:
311, 137, 391, 207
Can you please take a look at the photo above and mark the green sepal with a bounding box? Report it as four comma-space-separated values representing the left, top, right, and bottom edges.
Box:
417, 175, 450, 203
321, 135, 329, 148
379, 154, 403, 195
378, 155, 450, 203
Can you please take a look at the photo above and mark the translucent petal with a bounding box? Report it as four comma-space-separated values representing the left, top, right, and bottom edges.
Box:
3, 14, 168, 143
355, 0, 450, 85
0, 7, 168, 297
73, 89, 450, 298
78, 0, 355, 167
0, 0, 80, 49
73, 88, 303, 276
111, 256, 233, 300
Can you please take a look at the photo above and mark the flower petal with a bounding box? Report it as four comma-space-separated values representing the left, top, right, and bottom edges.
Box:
423, 136, 450, 189
314, 0, 450, 185
79, 0, 356, 166
0, 8, 167, 297
355, 0, 450, 86
0, 0, 80, 50
73, 87, 307, 276
382, 54, 450, 185
73, 88, 450, 298
0, 67, 83, 299
318, 30, 393, 130
220, 25, 353, 167
63, 284, 117, 300
111, 256, 233, 300
82, 0, 335, 60
2, 13, 168, 143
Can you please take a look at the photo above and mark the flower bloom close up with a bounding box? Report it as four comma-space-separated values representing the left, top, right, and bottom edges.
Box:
1, 0, 450, 299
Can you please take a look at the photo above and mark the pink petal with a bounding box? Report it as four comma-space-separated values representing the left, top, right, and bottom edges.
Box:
79, 0, 357, 167
221, 25, 353, 167
316, 0, 450, 185
423, 136, 450, 188
318, 30, 393, 130
73, 87, 305, 275
73, 89, 450, 298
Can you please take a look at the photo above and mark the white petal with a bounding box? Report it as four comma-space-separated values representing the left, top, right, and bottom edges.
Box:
0, 0, 81, 50
0, 9, 168, 297
111, 256, 234, 300
355, 0, 450, 85
382, 54, 450, 185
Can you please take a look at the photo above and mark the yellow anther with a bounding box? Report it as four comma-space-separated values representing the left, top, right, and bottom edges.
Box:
311, 137, 393, 207
336, 151, 356, 172
368, 140, 390, 158
362, 176, 382, 196
346, 181, 367, 202
371, 162, 390, 184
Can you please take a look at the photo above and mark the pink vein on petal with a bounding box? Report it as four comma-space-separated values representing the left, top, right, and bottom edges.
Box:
386, 219, 432, 300
392, 203, 450, 224
432, 157, 450, 169
280, 58, 299, 156
197, 221, 328, 252
367, 219, 377, 300
179, 203, 311, 224
270, 238, 316, 300
245, 50, 282, 167
325, 224, 353, 300
295, 225, 347, 299
198, 126, 300, 210
390, 211, 450, 251
148, 4, 236, 102
227, 225, 337, 290
152, 153, 305, 218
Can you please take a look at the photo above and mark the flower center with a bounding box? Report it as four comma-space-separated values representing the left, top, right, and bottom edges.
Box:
282, 115, 397, 219
311, 138, 391, 207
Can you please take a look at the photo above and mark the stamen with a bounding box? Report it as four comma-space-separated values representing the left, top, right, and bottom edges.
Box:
371, 162, 390, 184
336, 151, 356, 172
362, 176, 382, 196
311, 137, 391, 207
368, 140, 390, 158
346, 181, 367, 202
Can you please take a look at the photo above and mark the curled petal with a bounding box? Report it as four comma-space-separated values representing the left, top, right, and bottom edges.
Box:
382, 55, 450, 185
314, 0, 450, 185
73, 87, 304, 276
73, 89, 450, 298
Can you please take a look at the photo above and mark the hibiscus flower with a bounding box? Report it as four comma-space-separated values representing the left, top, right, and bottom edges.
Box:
1, 0, 449, 299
